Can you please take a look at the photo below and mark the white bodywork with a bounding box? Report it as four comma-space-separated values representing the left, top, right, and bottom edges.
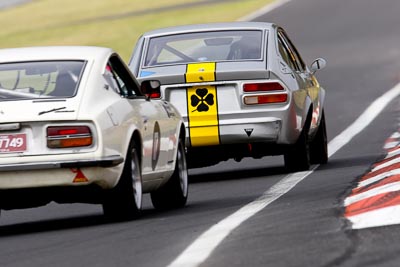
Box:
0, 46, 185, 209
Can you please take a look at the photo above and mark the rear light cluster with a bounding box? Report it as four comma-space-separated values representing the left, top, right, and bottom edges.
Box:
147, 92, 161, 99
243, 82, 288, 105
47, 126, 92, 148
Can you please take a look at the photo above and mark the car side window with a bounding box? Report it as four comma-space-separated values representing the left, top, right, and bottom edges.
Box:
277, 34, 297, 71
278, 30, 306, 72
106, 55, 142, 97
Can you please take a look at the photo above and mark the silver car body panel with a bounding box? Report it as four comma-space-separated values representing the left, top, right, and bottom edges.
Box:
129, 22, 326, 165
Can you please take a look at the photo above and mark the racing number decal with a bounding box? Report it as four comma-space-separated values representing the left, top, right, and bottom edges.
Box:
185, 63, 220, 146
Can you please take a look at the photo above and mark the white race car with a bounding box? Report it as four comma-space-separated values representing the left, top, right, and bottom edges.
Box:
0, 46, 188, 220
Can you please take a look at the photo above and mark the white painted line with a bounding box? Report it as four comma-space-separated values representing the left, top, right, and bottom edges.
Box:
371, 156, 400, 172
348, 205, 400, 229
386, 147, 400, 159
384, 141, 399, 150
168, 82, 400, 267
166, 168, 317, 267
356, 169, 400, 188
328, 83, 400, 157
237, 0, 292, 22
390, 132, 400, 139
345, 182, 400, 206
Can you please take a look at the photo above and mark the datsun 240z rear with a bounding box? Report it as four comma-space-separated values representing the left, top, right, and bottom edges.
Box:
0, 46, 188, 220
129, 22, 328, 171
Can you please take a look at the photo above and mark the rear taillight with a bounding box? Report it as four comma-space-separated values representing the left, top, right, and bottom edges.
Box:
148, 92, 161, 99
243, 82, 284, 92
47, 126, 92, 148
243, 82, 287, 105
244, 94, 288, 105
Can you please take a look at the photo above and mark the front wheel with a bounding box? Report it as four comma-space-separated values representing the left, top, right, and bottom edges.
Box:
103, 140, 142, 220
151, 139, 188, 210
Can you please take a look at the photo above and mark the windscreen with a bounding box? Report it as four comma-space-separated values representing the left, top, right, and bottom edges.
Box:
0, 61, 85, 101
144, 30, 263, 67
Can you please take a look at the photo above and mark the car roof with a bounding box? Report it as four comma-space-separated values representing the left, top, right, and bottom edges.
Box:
141, 21, 275, 37
0, 46, 114, 63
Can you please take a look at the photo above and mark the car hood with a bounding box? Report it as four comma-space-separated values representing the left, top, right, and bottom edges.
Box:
136, 61, 269, 85
0, 99, 80, 123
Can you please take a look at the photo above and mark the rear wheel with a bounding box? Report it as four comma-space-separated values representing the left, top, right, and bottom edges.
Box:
151, 139, 188, 210
284, 129, 310, 172
103, 141, 142, 220
310, 111, 328, 164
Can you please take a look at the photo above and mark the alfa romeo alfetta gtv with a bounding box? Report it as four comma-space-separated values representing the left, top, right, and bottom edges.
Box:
129, 22, 328, 171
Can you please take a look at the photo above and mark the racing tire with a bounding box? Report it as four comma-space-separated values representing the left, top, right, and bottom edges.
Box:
284, 129, 311, 172
151, 139, 188, 210
102, 141, 142, 221
310, 111, 328, 164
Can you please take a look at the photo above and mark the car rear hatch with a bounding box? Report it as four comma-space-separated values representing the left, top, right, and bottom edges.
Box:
138, 62, 284, 147
0, 59, 96, 159
0, 99, 95, 158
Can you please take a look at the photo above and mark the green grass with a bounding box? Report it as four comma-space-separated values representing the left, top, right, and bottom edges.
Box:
0, 0, 274, 60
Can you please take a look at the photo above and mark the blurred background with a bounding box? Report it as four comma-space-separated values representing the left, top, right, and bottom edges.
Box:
0, 0, 273, 60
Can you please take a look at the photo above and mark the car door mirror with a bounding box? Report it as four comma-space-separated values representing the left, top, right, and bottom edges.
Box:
310, 58, 326, 74
141, 80, 161, 99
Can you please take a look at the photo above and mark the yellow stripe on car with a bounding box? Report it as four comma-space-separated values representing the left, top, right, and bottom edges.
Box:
185, 62, 220, 146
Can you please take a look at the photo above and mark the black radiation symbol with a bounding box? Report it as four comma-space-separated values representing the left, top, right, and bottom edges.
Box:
191, 88, 214, 112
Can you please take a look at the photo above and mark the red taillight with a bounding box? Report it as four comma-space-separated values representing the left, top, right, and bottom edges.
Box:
244, 93, 288, 105
147, 92, 161, 99
47, 126, 92, 148
243, 82, 284, 92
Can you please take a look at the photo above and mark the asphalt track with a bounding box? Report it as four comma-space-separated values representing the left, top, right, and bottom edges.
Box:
2, 0, 400, 266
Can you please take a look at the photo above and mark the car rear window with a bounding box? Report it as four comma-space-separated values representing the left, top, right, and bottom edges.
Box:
144, 30, 263, 67
0, 61, 85, 100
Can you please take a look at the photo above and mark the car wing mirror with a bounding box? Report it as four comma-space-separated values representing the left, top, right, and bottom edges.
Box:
141, 80, 161, 99
310, 58, 327, 74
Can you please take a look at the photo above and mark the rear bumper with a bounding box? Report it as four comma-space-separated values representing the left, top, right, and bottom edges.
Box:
0, 155, 124, 171
0, 155, 124, 191
219, 118, 281, 143
185, 118, 283, 146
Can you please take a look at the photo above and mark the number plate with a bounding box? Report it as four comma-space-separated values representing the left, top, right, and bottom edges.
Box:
0, 133, 27, 153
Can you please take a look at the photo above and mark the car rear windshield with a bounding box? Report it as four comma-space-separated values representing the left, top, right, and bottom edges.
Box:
0, 61, 85, 101
144, 30, 263, 67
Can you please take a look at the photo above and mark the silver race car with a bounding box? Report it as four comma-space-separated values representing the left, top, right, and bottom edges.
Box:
129, 22, 327, 171
0, 46, 188, 220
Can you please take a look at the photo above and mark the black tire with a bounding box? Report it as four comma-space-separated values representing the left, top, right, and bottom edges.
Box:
102, 141, 142, 220
151, 139, 188, 210
284, 129, 311, 172
310, 111, 328, 164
